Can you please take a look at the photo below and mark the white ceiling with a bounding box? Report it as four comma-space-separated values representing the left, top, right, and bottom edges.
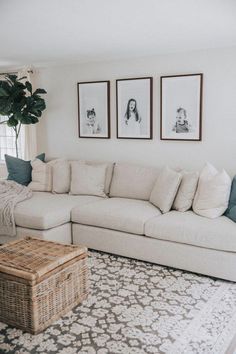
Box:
1, 0, 236, 68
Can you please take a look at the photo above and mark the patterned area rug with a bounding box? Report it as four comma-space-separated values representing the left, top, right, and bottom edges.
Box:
1, 251, 236, 354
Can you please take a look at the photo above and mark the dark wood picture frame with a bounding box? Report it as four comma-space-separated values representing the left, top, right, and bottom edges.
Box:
77, 80, 110, 139
116, 77, 153, 139
160, 73, 203, 141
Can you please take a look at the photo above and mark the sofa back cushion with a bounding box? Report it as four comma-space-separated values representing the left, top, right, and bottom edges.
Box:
52, 160, 71, 194
70, 161, 107, 197
109, 163, 159, 200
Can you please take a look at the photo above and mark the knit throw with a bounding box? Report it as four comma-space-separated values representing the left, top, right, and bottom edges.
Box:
0, 180, 32, 236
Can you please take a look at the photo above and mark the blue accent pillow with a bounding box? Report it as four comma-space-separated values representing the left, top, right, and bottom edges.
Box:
5, 153, 45, 186
225, 176, 236, 222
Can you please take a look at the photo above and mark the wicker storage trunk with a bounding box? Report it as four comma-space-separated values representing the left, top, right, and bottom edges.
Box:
0, 237, 88, 334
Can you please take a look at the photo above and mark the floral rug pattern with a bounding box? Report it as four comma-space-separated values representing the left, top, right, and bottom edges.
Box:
1, 251, 236, 354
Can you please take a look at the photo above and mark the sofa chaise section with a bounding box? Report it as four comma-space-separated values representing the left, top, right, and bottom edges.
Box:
1, 192, 103, 244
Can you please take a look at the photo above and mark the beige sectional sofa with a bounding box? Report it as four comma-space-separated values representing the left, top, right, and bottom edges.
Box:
1, 162, 236, 282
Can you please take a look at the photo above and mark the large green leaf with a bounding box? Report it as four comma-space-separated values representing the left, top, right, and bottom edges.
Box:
33, 98, 46, 110
20, 114, 39, 124
29, 116, 39, 124
17, 76, 27, 81
28, 108, 42, 117
6, 74, 18, 82
7, 116, 18, 127
15, 111, 23, 121
25, 81, 32, 94
15, 82, 26, 90
0, 98, 12, 115
0, 87, 9, 97
0, 81, 11, 95
20, 115, 32, 124
33, 88, 47, 95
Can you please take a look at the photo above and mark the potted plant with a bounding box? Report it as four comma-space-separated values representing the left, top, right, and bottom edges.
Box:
0, 74, 47, 157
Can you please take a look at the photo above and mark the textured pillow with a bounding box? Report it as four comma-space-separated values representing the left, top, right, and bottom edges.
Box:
193, 163, 231, 218
173, 171, 199, 212
224, 176, 236, 222
5, 153, 45, 186
52, 160, 71, 194
70, 162, 107, 197
150, 167, 182, 213
28, 159, 57, 192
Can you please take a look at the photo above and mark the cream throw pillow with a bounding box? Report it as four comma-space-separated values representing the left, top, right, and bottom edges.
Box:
86, 160, 114, 195
52, 160, 71, 194
29, 159, 57, 192
70, 162, 107, 197
173, 171, 199, 212
150, 167, 182, 213
193, 163, 231, 218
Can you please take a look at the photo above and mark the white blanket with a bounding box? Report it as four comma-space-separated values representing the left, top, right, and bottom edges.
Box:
0, 180, 32, 236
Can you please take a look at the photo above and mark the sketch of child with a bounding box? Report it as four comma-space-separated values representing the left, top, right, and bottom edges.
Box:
172, 107, 191, 133
86, 108, 101, 134
124, 98, 141, 136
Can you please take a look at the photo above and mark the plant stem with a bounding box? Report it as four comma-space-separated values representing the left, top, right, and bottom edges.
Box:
16, 122, 21, 139
13, 126, 19, 158
16, 123, 22, 158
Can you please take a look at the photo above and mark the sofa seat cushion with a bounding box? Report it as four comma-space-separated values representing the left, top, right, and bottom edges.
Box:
145, 210, 236, 252
71, 197, 161, 235
109, 163, 159, 201
14, 192, 102, 230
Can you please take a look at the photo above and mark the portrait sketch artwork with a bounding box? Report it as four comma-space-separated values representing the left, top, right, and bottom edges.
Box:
78, 81, 110, 138
116, 77, 153, 139
161, 74, 203, 141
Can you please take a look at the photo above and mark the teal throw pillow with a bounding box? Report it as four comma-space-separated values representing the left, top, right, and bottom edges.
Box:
225, 176, 236, 222
5, 153, 45, 186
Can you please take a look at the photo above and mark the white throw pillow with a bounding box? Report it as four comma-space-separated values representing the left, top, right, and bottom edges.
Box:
150, 167, 182, 213
52, 160, 70, 194
193, 163, 231, 218
173, 171, 199, 212
70, 162, 107, 197
86, 160, 114, 195
29, 159, 57, 192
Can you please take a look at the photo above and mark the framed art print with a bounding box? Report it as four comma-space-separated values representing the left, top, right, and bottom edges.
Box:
161, 74, 203, 141
116, 77, 153, 139
77, 81, 110, 138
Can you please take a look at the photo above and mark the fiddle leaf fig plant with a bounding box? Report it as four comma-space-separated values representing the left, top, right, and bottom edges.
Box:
0, 74, 47, 157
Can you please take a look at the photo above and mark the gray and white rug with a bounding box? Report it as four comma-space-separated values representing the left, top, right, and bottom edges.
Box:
1, 251, 236, 354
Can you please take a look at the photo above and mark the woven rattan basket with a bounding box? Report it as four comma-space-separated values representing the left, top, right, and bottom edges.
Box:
0, 237, 88, 334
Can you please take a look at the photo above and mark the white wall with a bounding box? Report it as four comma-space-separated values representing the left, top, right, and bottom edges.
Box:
36, 47, 236, 176
0, 164, 7, 178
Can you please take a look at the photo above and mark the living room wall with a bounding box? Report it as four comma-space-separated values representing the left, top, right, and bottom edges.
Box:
36, 46, 236, 175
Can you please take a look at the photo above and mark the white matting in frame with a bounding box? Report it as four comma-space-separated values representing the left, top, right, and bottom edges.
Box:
161, 74, 203, 141
116, 77, 153, 139
78, 81, 110, 138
